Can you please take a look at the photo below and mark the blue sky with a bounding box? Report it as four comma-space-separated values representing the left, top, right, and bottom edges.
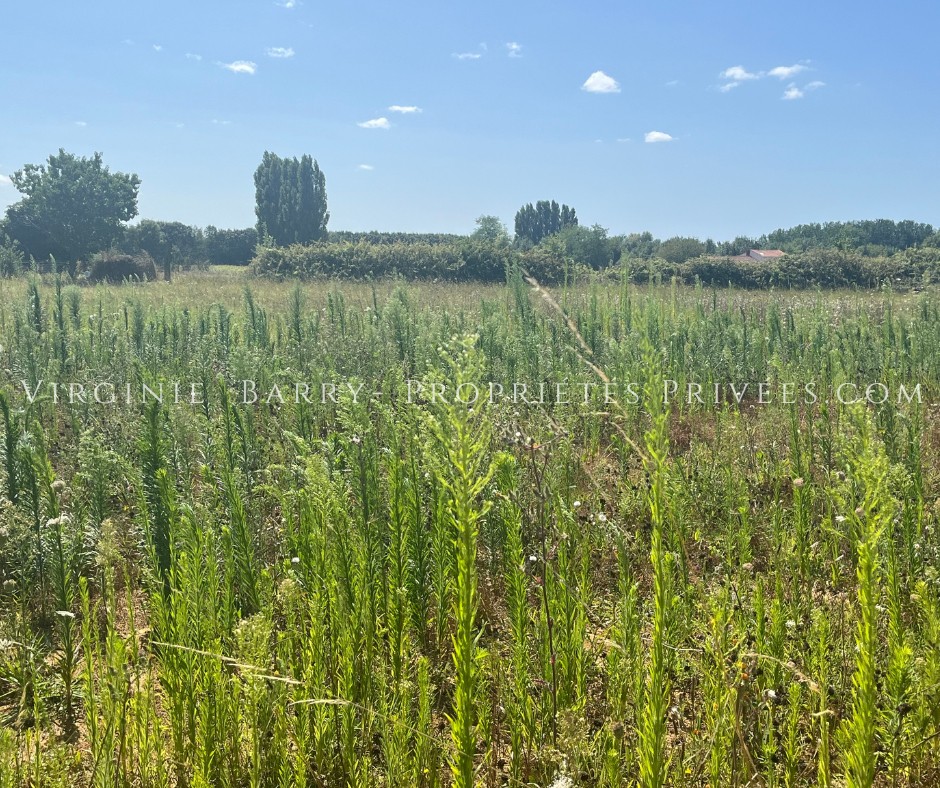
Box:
1, 0, 938, 239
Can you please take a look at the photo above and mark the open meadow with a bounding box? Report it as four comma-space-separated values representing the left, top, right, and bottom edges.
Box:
1, 268, 939, 786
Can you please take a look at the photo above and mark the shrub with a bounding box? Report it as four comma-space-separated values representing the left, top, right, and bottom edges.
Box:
0, 235, 25, 277
78, 250, 157, 283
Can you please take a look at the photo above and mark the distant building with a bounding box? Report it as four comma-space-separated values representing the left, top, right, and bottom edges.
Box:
747, 249, 785, 261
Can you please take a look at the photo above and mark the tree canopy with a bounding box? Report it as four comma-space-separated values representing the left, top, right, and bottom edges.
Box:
3, 149, 140, 270
513, 200, 577, 247
254, 152, 329, 246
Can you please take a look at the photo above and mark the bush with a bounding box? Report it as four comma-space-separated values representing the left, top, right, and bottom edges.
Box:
0, 235, 25, 277
78, 250, 157, 283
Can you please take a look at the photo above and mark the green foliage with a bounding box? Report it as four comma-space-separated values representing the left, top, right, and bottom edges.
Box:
250, 238, 516, 281
122, 219, 206, 274
204, 225, 258, 265
0, 235, 25, 277
514, 199, 578, 247
657, 235, 706, 264
254, 152, 328, 245
471, 215, 510, 245
77, 250, 157, 283
3, 149, 140, 271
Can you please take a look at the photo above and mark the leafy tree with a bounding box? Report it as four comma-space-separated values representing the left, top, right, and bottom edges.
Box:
3, 149, 140, 272
658, 236, 706, 264
716, 236, 758, 256
204, 226, 258, 265
254, 152, 328, 245
621, 231, 660, 259
513, 200, 577, 247
123, 220, 205, 279
557, 224, 618, 269
471, 215, 510, 245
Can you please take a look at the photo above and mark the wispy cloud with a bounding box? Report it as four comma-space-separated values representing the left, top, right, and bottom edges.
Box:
719, 82, 740, 92
74, 121, 88, 127
185, 53, 202, 61
769, 64, 808, 80
0, 174, 12, 186
357, 164, 374, 171
453, 51, 482, 60
212, 119, 232, 125
153, 44, 163, 52
358, 117, 390, 129
616, 137, 631, 143
644, 130, 673, 143
220, 60, 257, 75
581, 70, 620, 94
665, 80, 679, 87
388, 105, 421, 114
506, 42, 522, 58
783, 80, 825, 100
721, 65, 761, 82
266, 47, 295, 59
276, 0, 297, 7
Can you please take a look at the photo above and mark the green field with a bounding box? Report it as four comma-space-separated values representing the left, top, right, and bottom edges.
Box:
1, 269, 939, 786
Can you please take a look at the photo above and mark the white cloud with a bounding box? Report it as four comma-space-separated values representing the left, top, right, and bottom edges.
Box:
212, 119, 232, 125
769, 64, 807, 80
0, 174, 12, 186
721, 65, 761, 82
581, 70, 620, 94
277, 0, 297, 7
644, 130, 673, 143
358, 117, 390, 129
267, 47, 295, 59
665, 80, 679, 87
506, 42, 522, 58
719, 81, 740, 93
357, 164, 374, 171
453, 51, 482, 60
185, 53, 202, 61
388, 105, 421, 114
153, 44, 163, 52
616, 137, 631, 143
782, 84, 804, 100
74, 121, 88, 127
806, 80, 826, 90
220, 60, 257, 75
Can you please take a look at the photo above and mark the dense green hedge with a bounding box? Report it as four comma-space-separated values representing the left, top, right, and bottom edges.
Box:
623, 247, 940, 289
250, 239, 516, 281
251, 238, 940, 289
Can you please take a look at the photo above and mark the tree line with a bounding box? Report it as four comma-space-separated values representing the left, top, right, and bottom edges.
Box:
1, 148, 938, 283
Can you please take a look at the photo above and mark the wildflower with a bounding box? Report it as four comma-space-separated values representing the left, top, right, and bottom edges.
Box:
785, 619, 797, 630
835, 515, 846, 523
763, 689, 778, 702
55, 610, 76, 619
793, 477, 805, 488
51, 480, 66, 493
573, 500, 581, 509
741, 562, 754, 573
597, 512, 607, 523
291, 557, 300, 565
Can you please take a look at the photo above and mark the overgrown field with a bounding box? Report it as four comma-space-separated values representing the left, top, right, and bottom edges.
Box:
1, 269, 940, 786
